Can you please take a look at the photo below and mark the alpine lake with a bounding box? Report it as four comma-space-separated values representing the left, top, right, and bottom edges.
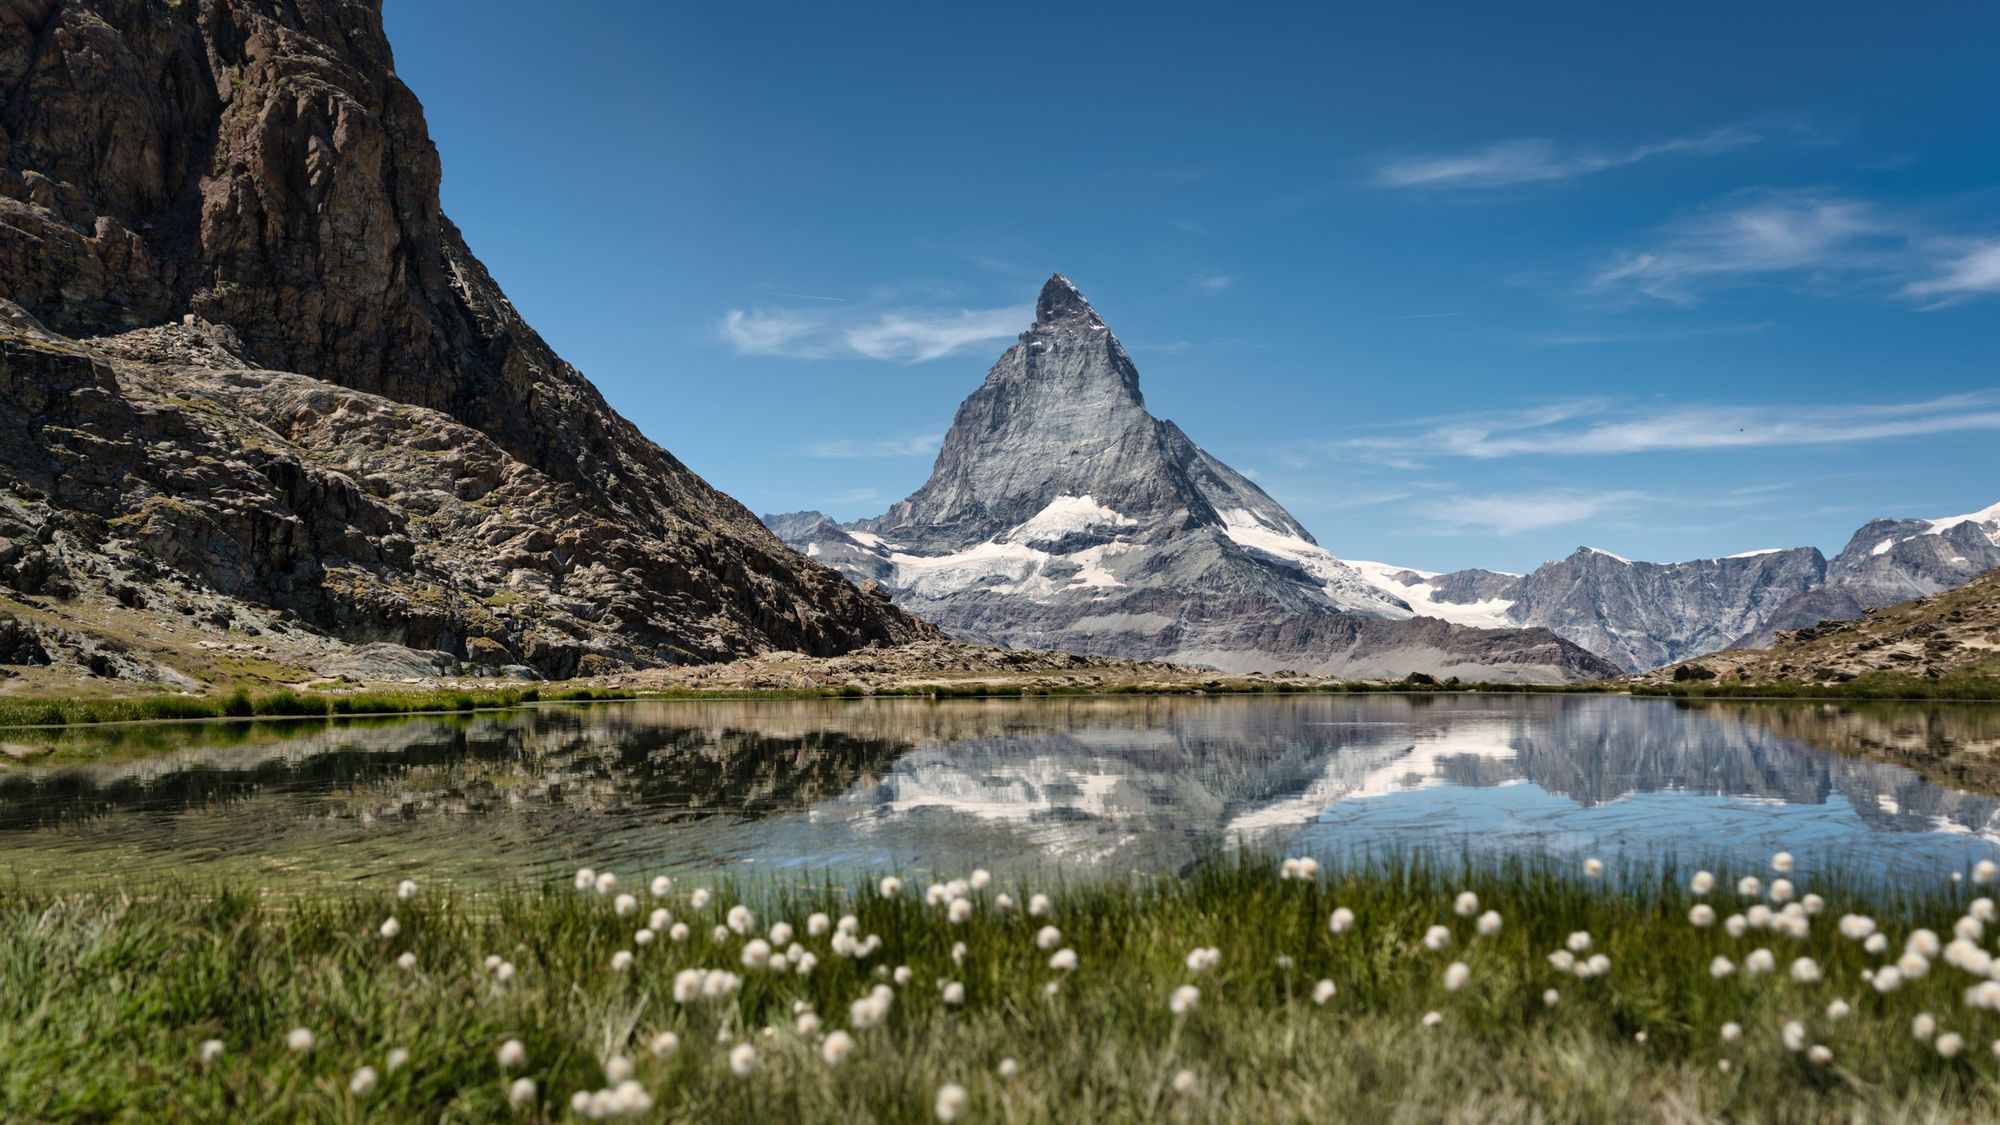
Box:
4, 694, 2000, 891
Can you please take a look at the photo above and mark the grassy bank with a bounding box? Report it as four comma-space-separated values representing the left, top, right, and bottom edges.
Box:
1632, 670, 2000, 702
9, 856, 2000, 1121
0, 686, 638, 729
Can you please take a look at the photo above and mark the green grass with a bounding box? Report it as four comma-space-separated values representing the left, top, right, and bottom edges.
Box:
8, 855, 2000, 1121
1634, 671, 2000, 701
0, 686, 641, 730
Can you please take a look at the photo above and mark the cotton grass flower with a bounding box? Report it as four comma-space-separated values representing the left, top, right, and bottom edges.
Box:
1838, 914, 1876, 940
1049, 948, 1078, 972
1709, 956, 1735, 979
595, 872, 617, 895
1724, 914, 1748, 938
1909, 929, 1942, 957
1827, 998, 1851, 1019
1422, 1011, 1443, 1028
651, 875, 672, 897
1691, 870, 1715, 895
509, 1078, 537, 1108
1423, 925, 1451, 951
614, 893, 637, 917
879, 876, 904, 898
1185, 947, 1221, 973
1782, 1021, 1807, 1052
1900, 951, 1933, 979
769, 921, 794, 946
1454, 891, 1479, 917
1772, 851, 1795, 873
198, 1039, 224, 1065
1548, 950, 1575, 972
1803, 893, 1824, 915
396, 951, 416, 971
1744, 948, 1775, 976
634, 928, 654, 946
1791, 957, 1822, 983
1028, 893, 1051, 917
1873, 966, 1905, 993
575, 867, 595, 891
1583, 857, 1604, 877
998, 1058, 1019, 1079
673, 970, 705, 1004
948, 897, 973, 925
1036, 925, 1063, 950
1737, 876, 1761, 898
726, 905, 755, 935
396, 879, 418, 900
1976, 859, 1998, 885
1312, 979, 1336, 1005
604, 1056, 633, 1083
610, 950, 633, 972
741, 939, 772, 970
1476, 910, 1502, 937
379, 917, 400, 940
1720, 1022, 1742, 1042
1543, 988, 1560, 1007
495, 960, 516, 982
1171, 1070, 1200, 1097
895, 965, 914, 985
689, 888, 712, 910
995, 893, 1015, 912
729, 1043, 758, 1077
943, 981, 965, 1006
286, 1027, 315, 1053
821, 1030, 855, 1065
498, 1039, 527, 1069
1809, 1043, 1833, 1065
1566, 931, 1591, 953
1864, 932, 1889, 955
669, 923, 690, 943
934, 1083, 969, 1122
1329, 907, 1355, 934
1746, 904, 1772, 929
1689, 904, 1716, 927
711, 925, 730, 944
1939, 1032, 1965, 1058
650, 1032, 679, 1059
1769, 879, 1795, 903
1914, 1012, 1937, 1040
349, 1066, 378, 1097
808, 913, 831, 936
1444, 961, 1470, 992
1170, 984, 1200, 1014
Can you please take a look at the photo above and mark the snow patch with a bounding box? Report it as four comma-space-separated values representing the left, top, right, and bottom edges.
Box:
1216, 509, 1411, 618
1346, 560, 1517, 629
1723, 548, 1785, 559
1583, 547, 1632, 564
1004, 495, 1136, 545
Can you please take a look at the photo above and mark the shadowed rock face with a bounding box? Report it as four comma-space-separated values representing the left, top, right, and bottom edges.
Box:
0, 0, 929, 679
768, 275, 1618, 684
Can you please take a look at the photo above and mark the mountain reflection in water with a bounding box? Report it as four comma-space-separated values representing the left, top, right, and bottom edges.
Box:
2, 695, 1997, 887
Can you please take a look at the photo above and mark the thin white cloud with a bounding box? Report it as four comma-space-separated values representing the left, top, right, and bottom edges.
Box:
1193, 273, 1236, 292
799, 433, 944, 459
1415, 489, 1651, 536
1336, 393, 2000, 463
1375, 125, 1760, 189
1588, 190, 1894, 303
719, 304, 1030, 363
1905, 240, 2000, 306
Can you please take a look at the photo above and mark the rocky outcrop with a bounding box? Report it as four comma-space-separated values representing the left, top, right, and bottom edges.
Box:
0, 0, 928, 683
769, 275, 1618, 684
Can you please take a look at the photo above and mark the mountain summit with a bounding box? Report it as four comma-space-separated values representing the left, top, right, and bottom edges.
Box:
771, 276, 1616, 682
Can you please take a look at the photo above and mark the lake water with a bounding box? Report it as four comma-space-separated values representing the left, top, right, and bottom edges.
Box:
4, 695, 2000, 889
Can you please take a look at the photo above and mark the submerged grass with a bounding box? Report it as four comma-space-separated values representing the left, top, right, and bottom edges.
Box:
8, 854, 2000, 1121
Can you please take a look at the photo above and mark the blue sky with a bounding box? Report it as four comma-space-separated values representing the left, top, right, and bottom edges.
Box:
384, 1, 1999, 574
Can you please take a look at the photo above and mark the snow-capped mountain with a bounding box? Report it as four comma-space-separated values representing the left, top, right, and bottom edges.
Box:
1350, 500, 2000, 672
767, 275, 1617, 683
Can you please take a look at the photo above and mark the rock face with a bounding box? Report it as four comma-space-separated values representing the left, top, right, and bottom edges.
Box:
769, 276, 1618, 684
0, 0, 927, 684
1363, 502, 1999, 673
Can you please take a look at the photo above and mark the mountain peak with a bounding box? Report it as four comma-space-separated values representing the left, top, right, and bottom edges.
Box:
1036, 273, 1100, 325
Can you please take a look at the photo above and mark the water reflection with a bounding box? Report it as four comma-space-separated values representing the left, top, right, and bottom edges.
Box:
2, 696, 1998, 887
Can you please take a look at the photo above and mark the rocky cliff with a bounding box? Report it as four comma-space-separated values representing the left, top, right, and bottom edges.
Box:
0, 0, 927, 687
769, 275, 1618, 684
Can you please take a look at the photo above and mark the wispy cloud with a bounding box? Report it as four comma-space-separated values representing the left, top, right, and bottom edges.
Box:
1193, 273, 1236, 292
1413, 489, 1651, 536
799, 433, 944, 459
1334, 392, 2000, 464
1905, 240, 2000, 307
719, 304, 1030, 363
1374, 124, 1760, 190
1515, 321, 1771, 346
1586, 189, 2000, 308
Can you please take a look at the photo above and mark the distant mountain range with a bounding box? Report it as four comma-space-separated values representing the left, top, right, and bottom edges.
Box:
769, 276, 1999, 678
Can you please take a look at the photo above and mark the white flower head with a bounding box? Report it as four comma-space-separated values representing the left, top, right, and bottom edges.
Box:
821, 1030, 855, 1065
1914, 1012, 1937, 1040
498, 1039, 526, 1069
1476, 910, 1502, 937
1028, 893, 1051, 917
1312, 979, 1336, 1005
689, 888, 712, 910
508, 1077, 537, 1107
1768, 879, 1795, 904
1566, 931, 1591, 953
1171, 1069, 1200, 1096
595, 871, 617, 895
1873, 966, 1905, 993
1423, 925, 1451, 952
396, 951, 417, 972
1542, 988, 1560, 1007
669, 922, 691, 943
198, 1039, 224, 1065
651, 875, 673, 897
1583, 857, 1604, 878
1720, 1021, 1741, 1042
1036, 925, 1063, 951
1976, 860, 1998, 885
1737, 876, 1761, 898
286, 1027, 315, 1053
1938, 1032, 1965, 1058
1329, 907, 1355, 934
1782, 1021, 1806, 1052
1709, 956, 1735, 979
948, 897, 974, 925
1790, 957, 1822, 984
378, 917, 400, 940
610, 950, 633, 972
879, 875, 904, 898
998, 1058, 1019, 1079
1170, 984, 1200, 1015
729, 1043, 759, 1077
1827, 998, 1851, 1020
349, 1066, 378, 1097
1864, 932, 1889, 955
650, 1031, 680, 1059
935, 1084, 969, 1123
727, 904, 756, 935
574, 867, 595, 891
1185, 947, 1221, 973
970, 869, 992, 890
943, 981, 965, 1006
396, 879, 418, 900
1049, 948, 1078, 972
1454, 891, 1479, 917
1772, 851, 1795, 874
604, 1056, 633, 1083
1422, 1010, 1443, 1028
1744, 948, 1775, 976
1444, 962, 1470, 992
614, 893, 637, 917
742, 939, 772, 970
1689, 904, 1716, 928
1690, 870, 1715, 895
1724, 914, 1748, 938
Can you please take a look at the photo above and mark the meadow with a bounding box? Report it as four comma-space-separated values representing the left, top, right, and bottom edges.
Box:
9, 855, 2000, 1121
